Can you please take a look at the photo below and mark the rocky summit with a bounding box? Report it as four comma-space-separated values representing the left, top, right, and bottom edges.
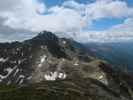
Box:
0, 31, 133, 100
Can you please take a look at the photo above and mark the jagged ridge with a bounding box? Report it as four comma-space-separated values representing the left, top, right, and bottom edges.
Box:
0, 31, 133, 100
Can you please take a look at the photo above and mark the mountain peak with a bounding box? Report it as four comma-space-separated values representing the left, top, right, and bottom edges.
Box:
0, 31, 133, 100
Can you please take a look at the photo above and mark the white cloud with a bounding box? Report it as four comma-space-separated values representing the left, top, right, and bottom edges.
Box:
0, 0, 87, 33
0, 0, 133, 42
62, 0, 85, 12
29, 6, 87, 33
0, 0, 46, 29
86, 0, 133, 20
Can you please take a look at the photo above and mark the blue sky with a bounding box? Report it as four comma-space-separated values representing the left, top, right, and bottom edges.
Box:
90, 18, 125, 31
42, 0, 132, 31
0, 0, 133, 42
44, 0, 133, 6
44, 0, 92, 7
125, 0, 133, 6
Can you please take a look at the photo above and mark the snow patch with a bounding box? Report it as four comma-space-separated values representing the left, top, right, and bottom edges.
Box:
0, 57, 8, 63
0, 66, 18, 79
38, 55, 47, 68
16, 75, 25, 84
13, 68, 19, 77
58, 73, 66, 79
27, 76, 32, 80
19, 79, 24, 85
99, 75, 104, 79
62, 40, 67, 44
44, 72, 58, 81
74, 61, 79, 66
44, 72, 66, 81
41, 55, 47, 63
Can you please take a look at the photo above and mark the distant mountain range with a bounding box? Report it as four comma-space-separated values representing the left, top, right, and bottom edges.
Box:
85, 41, 133, 72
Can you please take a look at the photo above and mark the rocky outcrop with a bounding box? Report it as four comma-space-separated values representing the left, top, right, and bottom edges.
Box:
0, 31, 92, 85
0, 31, 133, 100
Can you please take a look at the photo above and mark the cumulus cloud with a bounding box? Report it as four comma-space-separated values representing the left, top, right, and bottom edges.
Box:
86, 0, 133, 20
29, 6, 87, 32
0, 0, 87, 33
62, 0, 85, 12
0, 0, 133, 42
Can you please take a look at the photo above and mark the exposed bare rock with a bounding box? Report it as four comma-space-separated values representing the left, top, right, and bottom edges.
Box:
0, 31, 132, 100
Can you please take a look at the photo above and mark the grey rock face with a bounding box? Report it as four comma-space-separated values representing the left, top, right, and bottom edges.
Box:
0, 31, 92, 84
0, 31, 133, 100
